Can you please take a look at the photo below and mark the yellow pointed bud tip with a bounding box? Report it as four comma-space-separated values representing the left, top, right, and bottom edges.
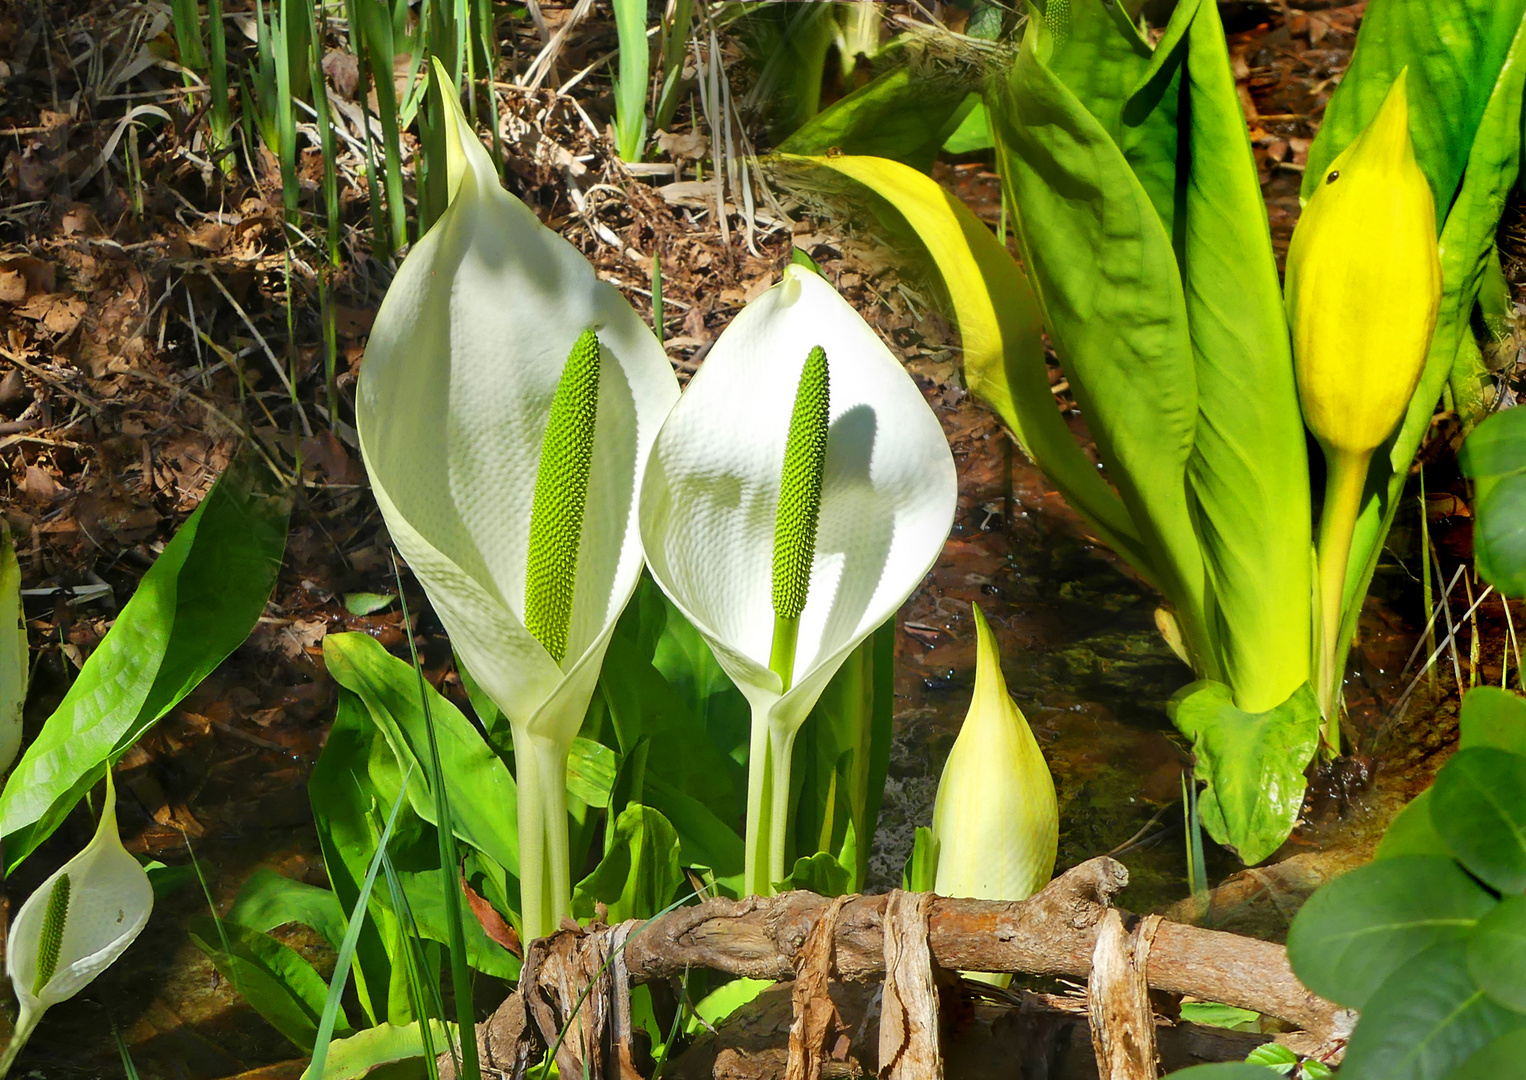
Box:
970, 602, 1011, 709
525, 329, 601, 664
33, 873, 70, 997
1286, 66, 1440, 456
771, 346, 830, 623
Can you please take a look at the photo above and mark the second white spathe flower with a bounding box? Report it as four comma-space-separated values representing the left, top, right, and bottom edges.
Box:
639, 265, 958, 894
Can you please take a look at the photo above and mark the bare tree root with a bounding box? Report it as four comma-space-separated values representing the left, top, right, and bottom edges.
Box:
442, 857, 1352, 1079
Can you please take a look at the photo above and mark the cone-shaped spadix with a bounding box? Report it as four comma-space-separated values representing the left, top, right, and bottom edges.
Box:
639, 265, 957, 895
930, 604, 1058, 908
356, 62, 680, 941
2, 772, 152, 1077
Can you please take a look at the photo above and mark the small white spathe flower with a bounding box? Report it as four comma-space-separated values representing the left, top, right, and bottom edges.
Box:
2, 772, 152, 1076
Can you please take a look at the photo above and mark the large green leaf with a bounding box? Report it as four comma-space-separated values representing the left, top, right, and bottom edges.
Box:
1286, 855, 1496, 1009
1339, 941, 1525, 1080
190, 917, 348, 1051
1375, 790, 1452, 861
599, 631, 742, 820
790, 152, 1153, 581
775, 850, 851, 897
1460, 686, 1526, 754
1036, 0, 1183, 233
573, 804, 683, 923
229, 868, 349, 951
1169, 681, 1320, 864
298, 1021, 454, 1080
1302, 0, 1526, 220
1336, 16, 1526, 648
777, 63, 973, 172
0, 456, 290, 870
1460, 408, 1526, 598
1160, 1068, 1274, 1080
0, 525, 23, 775
1449, 1027, 1526, 1079
991, 14, 1209, 661
1468, 894, 1526, 1013
1174, 0, 1311, 712
322, 632, 520, 878
1431, 747, 1526, 893
308, 689, 411, 1027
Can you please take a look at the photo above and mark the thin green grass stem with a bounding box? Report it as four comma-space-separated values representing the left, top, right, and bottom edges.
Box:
307, 760, 416, 1080
394, 557, 480, 1080
207, 0, 232, 169
1314, 446, 1370, 752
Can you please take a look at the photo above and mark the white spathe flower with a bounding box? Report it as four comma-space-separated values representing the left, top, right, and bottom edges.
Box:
2, 772, 152, 1077
356, 65, 680, 941
639, 265, 957, 894
932, 603, 1058, 905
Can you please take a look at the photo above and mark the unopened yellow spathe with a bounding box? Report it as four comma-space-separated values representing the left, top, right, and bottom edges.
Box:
931, 604, 1057, 906
1285, 67, 1441, 456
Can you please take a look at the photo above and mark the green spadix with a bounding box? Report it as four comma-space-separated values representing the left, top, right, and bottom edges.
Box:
525, 328, 602, 664
769, 345, 830, 692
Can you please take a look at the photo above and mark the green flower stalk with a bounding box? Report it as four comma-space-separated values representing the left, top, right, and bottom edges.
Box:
525, 328, 601, 664
769, 345, 830, 692
1285, 68, 1441, 742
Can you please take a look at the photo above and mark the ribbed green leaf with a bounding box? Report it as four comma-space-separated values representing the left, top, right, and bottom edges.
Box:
1302, 0, 1526, 220
0, 455, 289, 871
990, 15, 1209, 669
1174, 0, 1311, 711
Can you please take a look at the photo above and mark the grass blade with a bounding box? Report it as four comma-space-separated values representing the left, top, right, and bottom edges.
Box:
393, 555, 480, 1080
612, 0, 650, 161
307, 760, 417, 1080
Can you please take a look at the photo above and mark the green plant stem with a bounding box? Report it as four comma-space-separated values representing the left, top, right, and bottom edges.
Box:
742, 717, 776, 897
1315, 445, 1371, 750
515, 731, 573, 943
0, 1005, 39, 1080
769, 615, 799, 693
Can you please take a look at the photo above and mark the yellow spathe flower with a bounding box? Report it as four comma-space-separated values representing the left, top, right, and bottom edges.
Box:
1285, 66, 1441, 457
931, 604, 1057, 906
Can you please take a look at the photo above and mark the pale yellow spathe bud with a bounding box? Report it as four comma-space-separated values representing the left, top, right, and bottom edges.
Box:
931, 605, 1058, 907
1285, 66, 1441, 457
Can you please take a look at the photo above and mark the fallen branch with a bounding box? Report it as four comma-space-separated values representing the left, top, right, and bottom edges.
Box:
446, 858, 1351, 1078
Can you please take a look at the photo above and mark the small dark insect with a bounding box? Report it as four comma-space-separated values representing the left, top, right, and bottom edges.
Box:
1326, 169, 1341, 185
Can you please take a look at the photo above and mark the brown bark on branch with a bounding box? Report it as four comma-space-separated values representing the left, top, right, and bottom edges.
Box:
447, 858, 1351, 1079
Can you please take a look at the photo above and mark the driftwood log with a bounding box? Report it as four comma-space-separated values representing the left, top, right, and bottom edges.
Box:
445, 858, 1352, 1079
